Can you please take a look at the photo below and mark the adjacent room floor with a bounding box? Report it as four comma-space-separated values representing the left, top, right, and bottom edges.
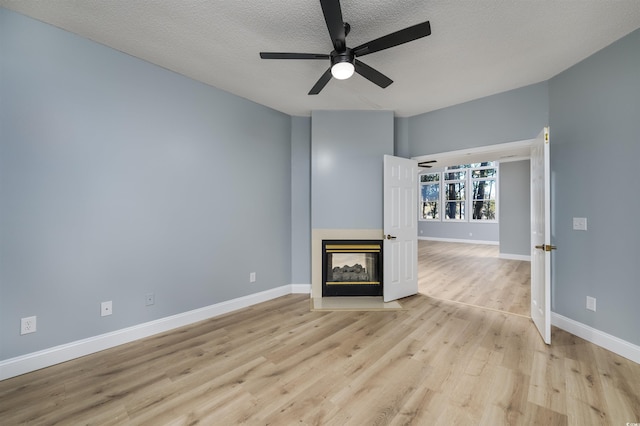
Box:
418, 240, 530, 317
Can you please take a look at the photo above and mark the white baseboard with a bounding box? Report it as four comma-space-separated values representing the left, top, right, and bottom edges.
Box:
0, 284, 309, 381
418, 236, 499, 245
290, 284, 311, 294
498, 253, 531, 261
551, 312, 640, 364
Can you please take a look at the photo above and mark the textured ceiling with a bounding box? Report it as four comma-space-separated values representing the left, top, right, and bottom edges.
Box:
2, 0, 640, 117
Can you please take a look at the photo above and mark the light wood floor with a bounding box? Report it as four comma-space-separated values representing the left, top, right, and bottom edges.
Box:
418, 240, 530, 317
2, 251, 639, 424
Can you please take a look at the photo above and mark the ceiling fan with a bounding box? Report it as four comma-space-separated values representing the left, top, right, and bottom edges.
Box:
259, 0, 431, 95
418, 160, 437, 168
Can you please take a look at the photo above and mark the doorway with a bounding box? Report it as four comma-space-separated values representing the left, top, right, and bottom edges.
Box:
413, 139, 533, 317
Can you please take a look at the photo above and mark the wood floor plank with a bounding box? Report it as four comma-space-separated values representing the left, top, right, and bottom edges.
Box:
564, 357, 609, 425
528, 350, 568, 415
520, 402, 569, 426
389, 386, 444, 425
480, 364, 532, 425
592, 344, 640, 422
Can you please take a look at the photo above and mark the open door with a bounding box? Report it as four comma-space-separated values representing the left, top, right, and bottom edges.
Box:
383, 155, 418, 302
531, 127, 553, 344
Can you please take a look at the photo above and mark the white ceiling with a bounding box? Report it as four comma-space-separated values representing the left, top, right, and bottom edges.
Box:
2, 0, 640, 117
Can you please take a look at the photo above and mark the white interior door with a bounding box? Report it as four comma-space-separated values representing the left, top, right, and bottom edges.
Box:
383, 155, 418, 302
531, 127, 552, 344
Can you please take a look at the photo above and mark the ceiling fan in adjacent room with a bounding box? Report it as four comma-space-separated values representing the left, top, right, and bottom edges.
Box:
259, 0, 431, 95
418, 160, 437, 168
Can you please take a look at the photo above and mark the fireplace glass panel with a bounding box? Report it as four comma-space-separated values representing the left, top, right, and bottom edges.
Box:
322, 240, 383, 296
326, 251, 380, 284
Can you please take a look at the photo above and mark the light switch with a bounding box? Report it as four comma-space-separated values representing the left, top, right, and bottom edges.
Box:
573, 217, 587, 231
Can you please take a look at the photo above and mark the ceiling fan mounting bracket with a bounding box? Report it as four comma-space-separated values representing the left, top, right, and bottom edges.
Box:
344, 22, 351, 37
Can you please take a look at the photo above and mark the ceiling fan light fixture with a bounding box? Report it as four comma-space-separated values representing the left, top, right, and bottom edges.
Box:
330, 49, 355, 80
331, 61, 354, 79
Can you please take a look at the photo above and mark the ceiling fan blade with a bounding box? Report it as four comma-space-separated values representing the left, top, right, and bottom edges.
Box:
320, 0, 347, 52
353, 21, 431, 57
308, 68, 333, 95
354, 60, 393, 89
260, 52, 329, 60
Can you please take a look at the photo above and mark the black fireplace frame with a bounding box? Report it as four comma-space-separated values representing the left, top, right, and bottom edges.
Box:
322, 239, 383, 297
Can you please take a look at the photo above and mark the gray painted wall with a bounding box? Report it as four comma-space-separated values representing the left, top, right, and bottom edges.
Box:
311, 110, 394, 230
499, 160, 531, 256
407, 82, 549, 158
291, 117, 312, 284
549, 28, 640, 345
419, 221, 499, 242
0, 9, 292, 360
394, 117, 410, 158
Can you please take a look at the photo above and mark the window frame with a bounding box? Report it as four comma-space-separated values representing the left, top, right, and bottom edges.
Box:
419, 172, 441, 221
469, 164, 498, 222
443, 169, 467, 222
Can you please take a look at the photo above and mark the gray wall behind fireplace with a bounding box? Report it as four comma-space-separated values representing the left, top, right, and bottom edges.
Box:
311, 110, 394, 230
291, 116, 312, 285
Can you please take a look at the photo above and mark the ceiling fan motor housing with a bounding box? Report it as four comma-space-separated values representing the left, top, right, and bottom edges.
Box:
330, 49, 354, 67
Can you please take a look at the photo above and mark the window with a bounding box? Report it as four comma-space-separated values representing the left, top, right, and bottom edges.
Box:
471, 166, 497, 220
419, 173, 440, 220
443, 169, 466, 220
418, 162, 498, 223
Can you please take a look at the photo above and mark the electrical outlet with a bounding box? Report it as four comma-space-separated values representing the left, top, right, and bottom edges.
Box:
21, 316, 37, 335
586, 296, 596, 312
250, 272, 256, 283
101, 301, 113, 317
145, 293, 155, 306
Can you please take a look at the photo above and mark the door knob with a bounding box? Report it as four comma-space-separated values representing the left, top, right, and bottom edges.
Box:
386, 234, 397, 240
535, 244, 557, 252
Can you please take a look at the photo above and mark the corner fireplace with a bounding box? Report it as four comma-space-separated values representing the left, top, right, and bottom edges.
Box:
322, 240, 383, 297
